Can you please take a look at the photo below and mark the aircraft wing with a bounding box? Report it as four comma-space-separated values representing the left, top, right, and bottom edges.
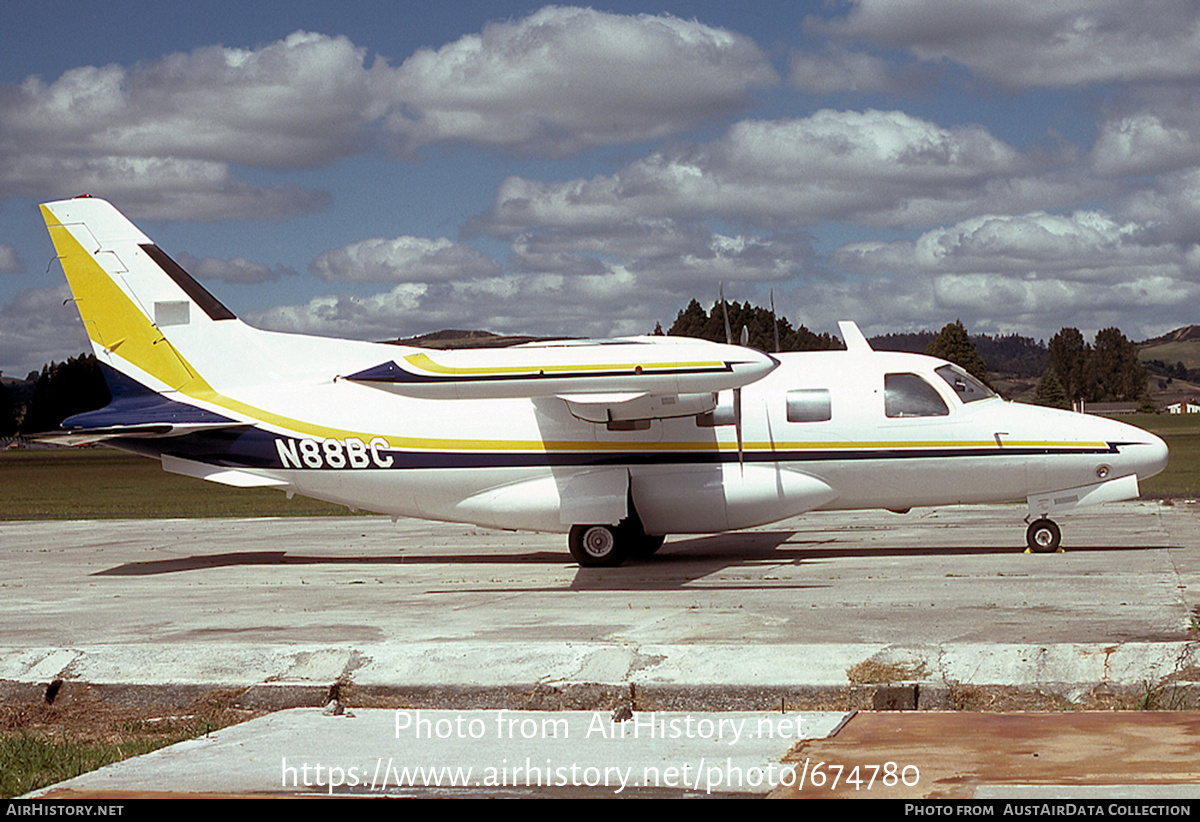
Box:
342, 335, 778, 423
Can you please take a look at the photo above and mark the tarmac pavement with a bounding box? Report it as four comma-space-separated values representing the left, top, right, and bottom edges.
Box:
4, 500, 1200, 798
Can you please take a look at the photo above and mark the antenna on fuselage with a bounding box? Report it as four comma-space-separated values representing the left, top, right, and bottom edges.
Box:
838, 321, 873, 352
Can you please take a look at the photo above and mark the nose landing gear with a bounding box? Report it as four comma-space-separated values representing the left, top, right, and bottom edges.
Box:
1025, 518, 1061, 553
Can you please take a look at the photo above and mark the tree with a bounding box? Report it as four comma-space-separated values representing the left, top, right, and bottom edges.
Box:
1033, 366, 1070, 409
925, 320, 991, 387
1091, 327, 1147, 402
0, 381, 16, 437
1047, 328, 1092, 403
19, 354, 110, 434
665, 300, 839, 352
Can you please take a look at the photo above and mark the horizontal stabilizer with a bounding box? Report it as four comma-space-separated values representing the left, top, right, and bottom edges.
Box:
161, 455, 288, 488
33, 422, 243, 447
37, 362, 245, 445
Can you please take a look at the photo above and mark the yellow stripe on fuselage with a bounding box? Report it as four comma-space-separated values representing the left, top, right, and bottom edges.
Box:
402, 351, 724, 377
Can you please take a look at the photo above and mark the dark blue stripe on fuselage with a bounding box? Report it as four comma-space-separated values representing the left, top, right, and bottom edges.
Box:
113, 424, 1123, 471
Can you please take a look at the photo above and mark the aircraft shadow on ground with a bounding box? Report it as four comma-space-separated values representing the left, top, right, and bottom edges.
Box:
90, 533, 1173, 593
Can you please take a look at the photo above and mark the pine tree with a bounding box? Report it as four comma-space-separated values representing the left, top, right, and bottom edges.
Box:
1033, 366, 1070, 409
1047, 328, 1092, 403
666, 300, 837, 351
1091, 327, 1147, 402
19, 354, 110, 434
0, 381, 16, 437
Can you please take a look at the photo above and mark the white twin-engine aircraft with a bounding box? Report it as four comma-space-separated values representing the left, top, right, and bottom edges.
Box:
40, 196, 1168, 566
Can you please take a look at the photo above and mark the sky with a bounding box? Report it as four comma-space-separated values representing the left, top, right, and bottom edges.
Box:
2, 0, 1200, 378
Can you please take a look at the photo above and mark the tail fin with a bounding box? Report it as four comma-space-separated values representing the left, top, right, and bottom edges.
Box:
41, 196, 233, 399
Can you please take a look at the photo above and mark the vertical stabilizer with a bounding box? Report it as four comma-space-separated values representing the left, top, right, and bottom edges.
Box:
41, 197, 234, 398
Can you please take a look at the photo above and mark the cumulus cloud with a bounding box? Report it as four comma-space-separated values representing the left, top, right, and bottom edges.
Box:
509, 219, 814, 287
247, 270, 660, 343
829, 210, 1200, 339
383, 6, 777, 156
813, 0, 1200, 89
310, 236, 502, 283
0, 244, 23, 273
0, 10, 779, 216
1, 155, 332, 220
0, 284, 91, 378
0, 32, 373, 218
1123, 168, 1200, 245
5, 32, 384, 168
1090, 108, 1200, 177
480, 110, 1030, 234
789, 45, 932, 93
834, 212, 1167, 279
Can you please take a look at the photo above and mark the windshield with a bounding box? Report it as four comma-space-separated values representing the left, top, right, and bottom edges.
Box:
934, 364, 995, 404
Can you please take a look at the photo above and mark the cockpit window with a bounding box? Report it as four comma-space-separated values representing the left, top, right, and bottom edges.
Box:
885, 373, 949, 418
934, 364, 995, 404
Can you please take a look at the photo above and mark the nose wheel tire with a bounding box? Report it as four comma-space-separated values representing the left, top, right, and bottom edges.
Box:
569, 524, 628, 567
1026, 518, 1061, 553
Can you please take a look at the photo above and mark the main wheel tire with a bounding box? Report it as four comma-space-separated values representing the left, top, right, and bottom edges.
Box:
1026, 518, 1061, 553
629, 533, 666, 558
569, 524, 628, 567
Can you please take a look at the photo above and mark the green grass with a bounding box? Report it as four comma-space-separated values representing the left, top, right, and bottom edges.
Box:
0, 448, 349, 519
1119, 413, 1200, 498
0, 692, 251, 798
1139, 340, 1200, 371
0, 731, 174, 798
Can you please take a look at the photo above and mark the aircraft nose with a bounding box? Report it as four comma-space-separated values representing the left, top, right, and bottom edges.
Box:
1139, 431, 1169, 480
1112, 422, 1169, 481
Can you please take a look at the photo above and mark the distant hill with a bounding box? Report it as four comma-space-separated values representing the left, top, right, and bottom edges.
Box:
1142, 325, 1200, 345
1138, 325, 1200, 372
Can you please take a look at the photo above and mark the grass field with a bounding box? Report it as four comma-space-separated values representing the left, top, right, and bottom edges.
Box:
2, 413, 1196, 521
1139, 339, 1200, 371
1119, 413, 1200, 498
0, 448, 347, 519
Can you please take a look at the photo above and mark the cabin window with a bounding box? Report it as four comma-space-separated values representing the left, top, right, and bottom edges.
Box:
934, 364, 995, 404
786, 389, 832, 423
884, 373, 949, 418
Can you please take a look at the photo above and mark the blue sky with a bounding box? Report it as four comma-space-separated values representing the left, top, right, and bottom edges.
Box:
2, 0, 1199, 377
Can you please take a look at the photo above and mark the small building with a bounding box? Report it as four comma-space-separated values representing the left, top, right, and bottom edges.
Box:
1080, 401, 1141, 416
1165, 400, 1200, 414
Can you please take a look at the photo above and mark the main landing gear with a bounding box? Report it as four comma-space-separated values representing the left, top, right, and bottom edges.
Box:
568, 519, 665, 567
1025, 517, 1062, 553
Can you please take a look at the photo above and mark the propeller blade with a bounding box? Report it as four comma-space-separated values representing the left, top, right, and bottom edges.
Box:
733, 386, 744, 472
719, 283, 744, 471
